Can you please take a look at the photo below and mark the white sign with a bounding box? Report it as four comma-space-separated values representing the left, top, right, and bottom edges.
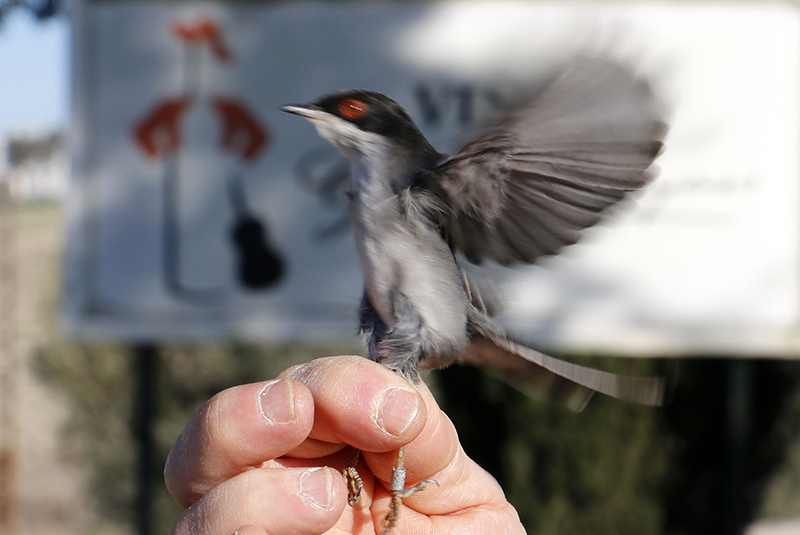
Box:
65, 0, 800, 356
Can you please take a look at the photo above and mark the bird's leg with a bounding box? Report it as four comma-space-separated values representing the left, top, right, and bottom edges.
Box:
343, 448, 363, 506
360, 295, 438, 531
382, 446, 439, 534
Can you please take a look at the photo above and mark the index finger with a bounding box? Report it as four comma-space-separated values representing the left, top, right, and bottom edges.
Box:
278, 356, 455, 487
278, 356, 429, 456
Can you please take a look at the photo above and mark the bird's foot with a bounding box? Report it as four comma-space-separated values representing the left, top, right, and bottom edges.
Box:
343, 448, 363, 506
381, 446, 439, 535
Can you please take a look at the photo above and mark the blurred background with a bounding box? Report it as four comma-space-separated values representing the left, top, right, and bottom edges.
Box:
2, 1, 800, 535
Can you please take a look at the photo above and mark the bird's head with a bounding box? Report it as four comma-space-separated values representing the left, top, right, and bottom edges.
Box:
282, 90, 430, 158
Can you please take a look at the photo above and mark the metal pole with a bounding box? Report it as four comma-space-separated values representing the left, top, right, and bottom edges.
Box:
725, 359, 752, 535
0, 182, 19, 535
133, 344, 158, 535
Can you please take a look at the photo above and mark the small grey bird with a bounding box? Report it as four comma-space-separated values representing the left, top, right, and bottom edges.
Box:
283, 56, 667, 532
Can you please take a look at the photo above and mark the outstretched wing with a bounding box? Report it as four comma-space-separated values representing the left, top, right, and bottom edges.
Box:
412, 56, 666, 266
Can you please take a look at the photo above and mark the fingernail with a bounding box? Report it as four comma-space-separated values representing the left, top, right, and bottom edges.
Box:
299, 467, 333, 509
258, 380, 295, 423
376, 387, 420, 437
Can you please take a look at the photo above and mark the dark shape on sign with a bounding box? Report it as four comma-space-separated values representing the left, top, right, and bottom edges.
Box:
213, 98, 269, 161
227, 173, 283, 289
34, 0, 59, 20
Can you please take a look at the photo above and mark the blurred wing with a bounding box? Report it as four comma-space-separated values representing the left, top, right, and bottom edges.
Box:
413, 56, 666, 265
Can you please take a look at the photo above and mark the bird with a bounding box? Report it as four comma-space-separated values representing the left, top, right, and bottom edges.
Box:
283, 55, 667, 533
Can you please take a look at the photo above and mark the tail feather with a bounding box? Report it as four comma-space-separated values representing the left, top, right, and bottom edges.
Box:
461, 319, 665, 407
457, 335, 594, 411
500, 335, 664, 406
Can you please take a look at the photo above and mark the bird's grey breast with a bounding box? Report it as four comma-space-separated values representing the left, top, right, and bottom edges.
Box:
348, 152, 469, 355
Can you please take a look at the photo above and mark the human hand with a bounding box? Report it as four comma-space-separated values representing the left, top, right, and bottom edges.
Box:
165, 355, 525, 535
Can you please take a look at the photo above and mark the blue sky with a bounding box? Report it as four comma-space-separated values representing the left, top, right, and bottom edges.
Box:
0, 10, 68, 135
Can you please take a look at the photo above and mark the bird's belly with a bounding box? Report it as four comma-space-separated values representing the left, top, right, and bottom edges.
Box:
354, 217, 468, 354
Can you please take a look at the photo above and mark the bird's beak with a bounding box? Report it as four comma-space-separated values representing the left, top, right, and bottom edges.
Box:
281, 104, 327, 120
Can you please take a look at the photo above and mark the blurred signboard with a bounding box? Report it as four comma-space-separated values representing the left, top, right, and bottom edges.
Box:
64, 0, 800, 356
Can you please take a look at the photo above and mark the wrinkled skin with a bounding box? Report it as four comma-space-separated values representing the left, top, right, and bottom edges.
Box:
165, 356, 525, 535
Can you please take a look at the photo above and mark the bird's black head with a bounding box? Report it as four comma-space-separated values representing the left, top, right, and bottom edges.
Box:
313, 90, 420, 138
283, 90, 428, 150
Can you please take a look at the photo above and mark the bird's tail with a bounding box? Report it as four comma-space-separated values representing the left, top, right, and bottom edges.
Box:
459, 317, 666, 410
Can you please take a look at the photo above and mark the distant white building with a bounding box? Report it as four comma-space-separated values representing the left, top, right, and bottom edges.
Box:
1, 132, 67, 203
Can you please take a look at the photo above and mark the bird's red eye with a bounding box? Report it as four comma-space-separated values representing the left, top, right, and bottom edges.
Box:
338, 98, 368, 120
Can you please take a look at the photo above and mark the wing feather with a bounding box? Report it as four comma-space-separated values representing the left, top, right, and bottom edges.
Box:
413, 56, 666, 265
